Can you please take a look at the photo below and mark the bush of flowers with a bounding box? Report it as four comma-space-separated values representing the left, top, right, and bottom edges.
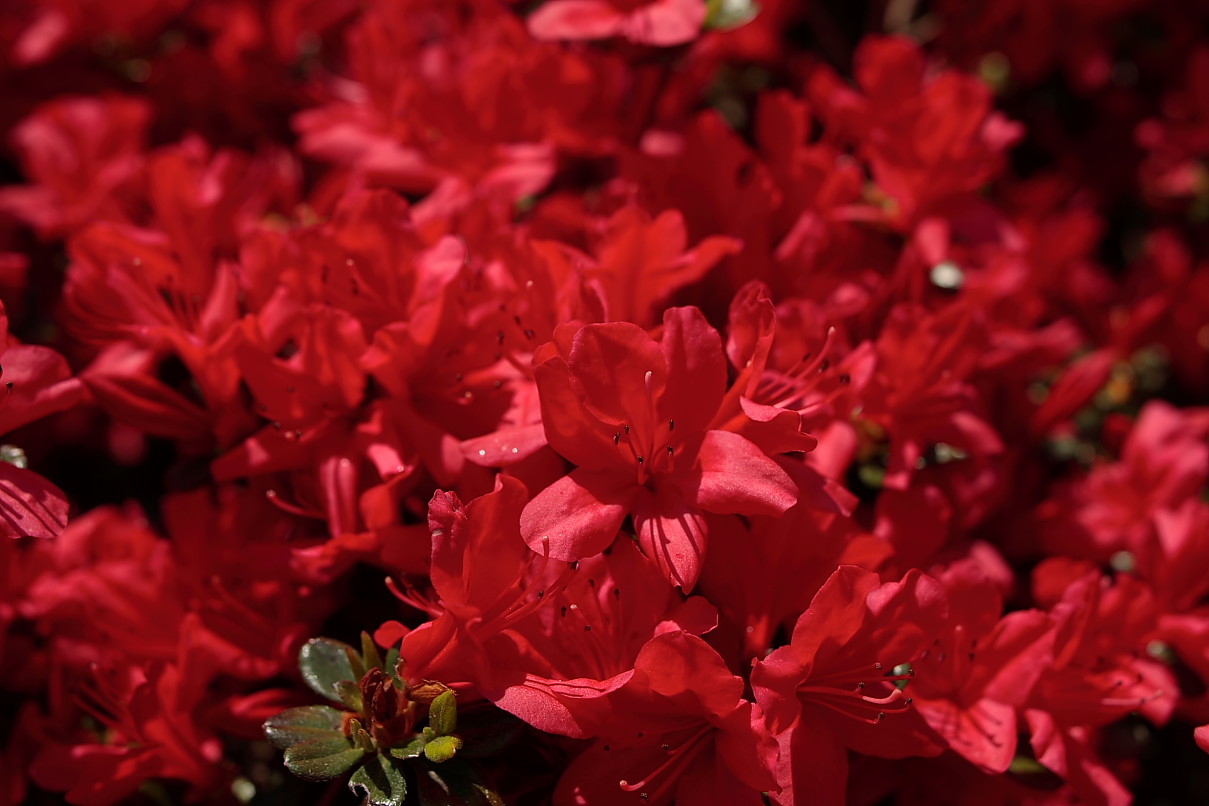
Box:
2, 0, 1209, 804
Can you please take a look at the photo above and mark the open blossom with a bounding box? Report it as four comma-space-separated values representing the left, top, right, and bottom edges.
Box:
554, 630, 778, 806
1, 1, 1209, 804
752, 566, 948, 806
520, 306, 798, 590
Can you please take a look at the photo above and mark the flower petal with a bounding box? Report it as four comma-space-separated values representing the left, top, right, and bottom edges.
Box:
527, 1, 624, 41
521, 468, 637, 561
634, 484, 707, 591
0, 462, 69, 539
692, 431, 797, 516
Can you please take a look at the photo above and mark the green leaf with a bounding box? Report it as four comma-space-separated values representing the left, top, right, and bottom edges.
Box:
299, 638, 360, 703
389, 736, 428, 760
283, 736, 364, 781
347, 645, 368, 683
348, 755, 408, 806
429, 690, 457, 736
385, 647, 402, 684
423, 735, 463, 764
1008, 755, 1064, 790
264, 705, 346, 749
704, 0, 759, 30
335, 679, 365, 712
362, 631, 385, 672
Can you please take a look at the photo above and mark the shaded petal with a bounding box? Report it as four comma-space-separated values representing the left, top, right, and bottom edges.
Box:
634, 485, 707, 591
769, 713, 847, 806
461, 424, 549, 466
568, 322, 666, 440
521, 468, 637, 561
915, 697, 1016, 773
0, 345, 83, 434
692, 431, 797, 517
659, 306, 726, 438
527, 1, 624, 41
492, 671, 632, 739
675, 751, 767, 806
534, 356, 617, 471
428, 478, 529, 617
621, 0, 708, 46
0, 462, 69, 539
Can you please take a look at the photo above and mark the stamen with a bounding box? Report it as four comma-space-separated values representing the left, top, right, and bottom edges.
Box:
617, 724, 712, 803
264, 489, 325, 520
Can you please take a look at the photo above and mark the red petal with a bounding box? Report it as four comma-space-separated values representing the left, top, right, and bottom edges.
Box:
527, 1, 623, 41
521, 468, 637, 561
461, 424, 549, 467
429, 478, 529, 617
568, 322, 666, 440
692, 431, 797, 517
621, 0, 707, 46
534, 356, 617, 471
634, 485, 708, 591
659, 307, 726, 438
0, 345, 83, 434
0, 463, 68, 539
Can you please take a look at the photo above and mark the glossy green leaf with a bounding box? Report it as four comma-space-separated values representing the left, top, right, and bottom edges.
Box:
429, 690, 457, 736
423, 734, 463, 764
348, 755, 408, 806
299, 638, 359, 703
385, 647, 402, 684
704, 0, 759, 30
264, 705, 346, 749
335, 679, 365, 712
283, 735, 364, 781
361, 631, 385, 672
389, 736, 428, 760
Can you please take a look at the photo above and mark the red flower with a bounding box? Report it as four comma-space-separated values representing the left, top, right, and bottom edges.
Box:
521, 306, 797, 589
751, 566, 948, 806
553, 631, 778, 806
528, 0, 708, 47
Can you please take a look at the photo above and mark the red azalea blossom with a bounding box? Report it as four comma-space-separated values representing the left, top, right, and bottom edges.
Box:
520, 305, 798, 590
1, 2, 1209, 804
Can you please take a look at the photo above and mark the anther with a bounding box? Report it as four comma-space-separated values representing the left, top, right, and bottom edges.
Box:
668, 419, 675, 431
614, 433, 621, 445
874, 663, 883, 670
